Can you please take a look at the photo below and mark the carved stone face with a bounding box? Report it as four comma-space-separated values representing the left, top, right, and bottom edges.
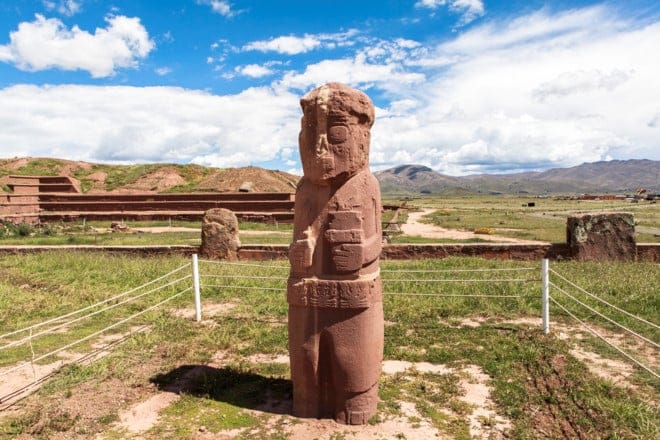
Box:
299, 83, 374, 185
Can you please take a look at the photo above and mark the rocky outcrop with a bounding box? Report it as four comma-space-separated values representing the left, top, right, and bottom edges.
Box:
566, 213, 636, 261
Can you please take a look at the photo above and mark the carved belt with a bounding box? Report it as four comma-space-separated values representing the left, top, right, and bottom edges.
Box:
287, 275, 382, 308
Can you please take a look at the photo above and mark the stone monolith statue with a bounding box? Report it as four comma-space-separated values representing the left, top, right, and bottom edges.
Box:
287, 83, 383, 425
200, 208, 240, 260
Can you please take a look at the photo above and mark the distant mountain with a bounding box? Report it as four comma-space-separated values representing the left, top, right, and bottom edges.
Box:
375, 160, 660, 195
0, 157, 299, 194
376, 165, 470, 195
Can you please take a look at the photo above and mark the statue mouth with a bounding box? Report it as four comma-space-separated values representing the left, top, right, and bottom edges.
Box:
318, 155, 334, 173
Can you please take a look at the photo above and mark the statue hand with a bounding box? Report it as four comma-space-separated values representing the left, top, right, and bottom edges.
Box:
331, 243, 363, 272
289, 238, 314, 272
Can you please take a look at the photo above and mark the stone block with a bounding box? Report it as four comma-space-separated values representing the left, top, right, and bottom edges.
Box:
200, 208, 240, 260
566, 212, 636, 261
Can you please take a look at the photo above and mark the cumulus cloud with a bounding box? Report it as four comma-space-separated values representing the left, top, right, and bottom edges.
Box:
0, 85, 300, 167
279, 56, 425, 93
415, 0, 485, 26
197, 0, 236, 18
235, 63, 273, 78
277, 38, 426, 94
43, 0, 81, 17
532, 69, 633, 101
367, 5, 660, 174
1, 5, 659, 175
243, 30, 358, 55
0, 14, 154, 77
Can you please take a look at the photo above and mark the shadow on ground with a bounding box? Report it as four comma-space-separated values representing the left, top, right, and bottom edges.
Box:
149, 364, 292, 415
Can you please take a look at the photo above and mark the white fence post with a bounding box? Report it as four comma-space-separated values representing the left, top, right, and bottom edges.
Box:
542, 258, 549, 334
192, 254, 201, 322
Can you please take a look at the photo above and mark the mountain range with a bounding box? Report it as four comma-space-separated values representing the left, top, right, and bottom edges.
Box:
374, 160, 659, 195
1, 157, 657, 196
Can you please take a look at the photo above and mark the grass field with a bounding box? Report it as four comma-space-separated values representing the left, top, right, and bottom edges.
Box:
0, 252, 657, 439
1, 195, 657, 246
389, 195, 660, 243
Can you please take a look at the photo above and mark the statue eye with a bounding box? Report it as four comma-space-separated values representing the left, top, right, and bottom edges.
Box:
328, 125, 348, 143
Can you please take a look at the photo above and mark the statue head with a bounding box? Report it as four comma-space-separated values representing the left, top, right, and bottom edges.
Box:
299, 83, 375, 185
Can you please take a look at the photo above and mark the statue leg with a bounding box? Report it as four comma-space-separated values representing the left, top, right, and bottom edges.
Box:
328, 304, 384, 425
288, 305, 334, 418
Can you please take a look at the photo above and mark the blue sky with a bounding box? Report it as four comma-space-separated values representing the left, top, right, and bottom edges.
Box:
1, 1, 659, 175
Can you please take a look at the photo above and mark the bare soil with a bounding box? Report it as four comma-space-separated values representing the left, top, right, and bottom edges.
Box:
112, 356, 510, 439
198, 167, 298, 193
401, 209, 547, 244
113, 167, 186, 193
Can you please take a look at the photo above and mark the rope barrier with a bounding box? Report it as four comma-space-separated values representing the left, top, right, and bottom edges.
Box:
0, 287, 191, 379
549, 282, 659, 348
198, 260, 289, 270
0, 325, 150, 408
202, 284, 524, 298
549, 296, 659, 379
383, 278, 538, 283
0, 263, 190, 341
550, 269, 660, 330
382, 267, 537, 273
0, 275, 191, 351
200, 273, 537, 284
384, 292, 522, 298
202, 284, 286, 292
202, 274, 288, 281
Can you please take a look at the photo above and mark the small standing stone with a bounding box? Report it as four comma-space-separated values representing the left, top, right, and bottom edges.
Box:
200, 208, 240, 260
566, 212, 636, 261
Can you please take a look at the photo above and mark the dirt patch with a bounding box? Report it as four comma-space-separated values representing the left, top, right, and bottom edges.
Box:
198, 167, 298, 193
244, 353, 290, 364
569, 349, 635, 387
132, 226, 200, 233
84, 171, 108, 193
453, 315, 648, 389
170, 302, 238, 321
0, 326, 149, 411
282, 408, 447, 440
401, 209, 547, 244
3, 158, 31, 170
117, 392, 180, 433
459, 365, 511, 439
382, 360, 453, 375
114, 166, 186, 193
0, 351, 79, 410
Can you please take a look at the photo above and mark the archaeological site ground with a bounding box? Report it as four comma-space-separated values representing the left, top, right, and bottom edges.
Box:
0, 157, 658, 439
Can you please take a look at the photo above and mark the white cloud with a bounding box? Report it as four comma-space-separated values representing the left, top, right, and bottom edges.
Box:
279, 56, 425, 93
244, 35, 321, 55
532, 69, 633, 102
277, 38, 426, 93
43, 0, 81, 17
415, 0, 485, 26
0, 14, 154, 78
648, 114, 660, 128
0, 85, 300, 167
1, 5, 658, 176
197, 1, 237, 18
235, 63, 273, 78
367, 6, 660, 174
243, 30, 358, 55
155, 67, 172, 76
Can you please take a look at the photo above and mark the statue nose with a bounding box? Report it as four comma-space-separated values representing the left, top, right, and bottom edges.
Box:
315, 133, 329, 157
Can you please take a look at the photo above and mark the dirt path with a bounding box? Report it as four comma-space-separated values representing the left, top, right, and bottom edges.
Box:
131, 226, 289, 235
401, 209, 547, 244
112, 355, 510, 439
